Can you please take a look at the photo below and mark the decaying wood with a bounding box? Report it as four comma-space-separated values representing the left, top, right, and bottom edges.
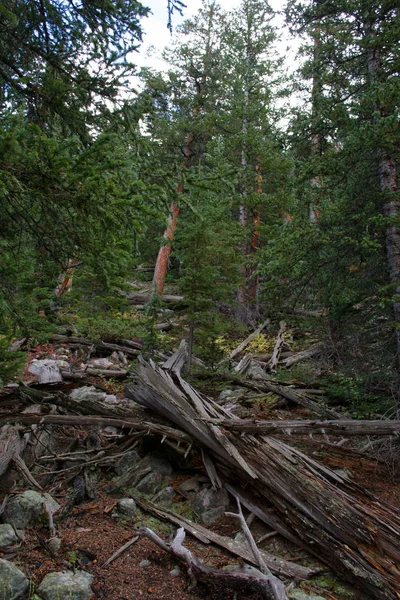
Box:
0, 413, 191, 446
49, 335, 141, 357
205, 418, 400, 437
138, 527, 288, 600
130, 359, 400, 599
126, 292, 185, 305
226, 319, 270, 361
226, 497, 271, 575
266, 321, 287, 373
61, 368, 128, 380
282, 343, 323, 368
102, 535, 139, 567
131, 495, 314, 580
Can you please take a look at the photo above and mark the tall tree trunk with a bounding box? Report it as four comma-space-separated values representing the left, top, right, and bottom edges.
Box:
367, 28, 400, 353
248, 162, 262, 301
152, 137, 193, 297
309, 18, 322, 222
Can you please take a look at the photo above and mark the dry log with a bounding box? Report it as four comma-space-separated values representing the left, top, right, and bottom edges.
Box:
50, 335, 141, 357
126, 292, 185, 305
61, 368, 128, 380
205, 418, 400, 437
282, 343, 323, 368
138, 527, 288, 600
266, 321, 287, 373
131, 495, 314, 580
130, 359, 400, 599
226, 319, 270, 362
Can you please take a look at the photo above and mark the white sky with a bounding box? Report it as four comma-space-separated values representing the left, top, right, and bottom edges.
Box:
136, 0, 293, 71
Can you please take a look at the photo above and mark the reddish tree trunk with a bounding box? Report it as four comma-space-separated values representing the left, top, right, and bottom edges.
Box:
152, 197, 181, 296
152, 135, 193, 297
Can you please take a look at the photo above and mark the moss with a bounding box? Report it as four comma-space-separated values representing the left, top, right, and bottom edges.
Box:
314, 575, 354, 598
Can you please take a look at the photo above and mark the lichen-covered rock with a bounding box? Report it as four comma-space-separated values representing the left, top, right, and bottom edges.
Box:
191, 487, 229, 525
115, 450, 140, 475
70, 386, 107, 403
28, 359, 62, 383
136, 472, 164, 495
2, 491, 60, 529
0, 559, 29, 599
0, 524, 20, 549
152, 486, 175, 507
38, 570, 93, 600
117, 498, 136, 517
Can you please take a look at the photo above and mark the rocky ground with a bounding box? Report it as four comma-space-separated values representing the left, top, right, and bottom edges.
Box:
1, 336, 400, 600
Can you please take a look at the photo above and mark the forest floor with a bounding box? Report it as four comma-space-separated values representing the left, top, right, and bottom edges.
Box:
2, 327, 400, 600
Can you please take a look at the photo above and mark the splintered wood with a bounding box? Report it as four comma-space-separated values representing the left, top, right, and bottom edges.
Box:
126, 354, 400, 600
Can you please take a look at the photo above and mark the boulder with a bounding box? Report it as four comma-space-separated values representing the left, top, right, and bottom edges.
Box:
38, 570, 93, 600
191, 487, 229, 525
152, 486, 175, 507
117, 498, 136, 517
28, 359, 62, 383
136, 472, 164, 495
2, 490, 60, 529
0, 524, 20, 549
0, 559, 29, 600
70, 386, 107, 403
115, 450, 140, 475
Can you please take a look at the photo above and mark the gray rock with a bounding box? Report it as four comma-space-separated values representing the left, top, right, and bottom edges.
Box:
136, 472, 164, 494
152, 486, 175, 507
28, 359, 62, 383
191, 487, 230, 525
38, 570, 93, 600
115, 450, 140, 475
0, 524, 19, 549
89, 357, 114, 369
149, 453, 173, 476
117, 498, 136, 517
139, 560, 151, 568
47, 537, 62, 554
0, 559, 29, 600
169, 566, 181, 577
199, 506, 227, 525
179, 474, 209, 494
2, 491, 60, 529
70, 386, 107, 403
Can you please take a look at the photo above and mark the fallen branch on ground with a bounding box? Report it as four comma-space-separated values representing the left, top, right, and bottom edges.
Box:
137, 526, 288, 600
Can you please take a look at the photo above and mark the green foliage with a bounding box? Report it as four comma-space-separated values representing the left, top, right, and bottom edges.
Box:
0, 337, 26, 385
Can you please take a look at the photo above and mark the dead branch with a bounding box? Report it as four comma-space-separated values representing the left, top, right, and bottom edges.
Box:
137, 526, 288, 600
102, 535, 139, 567
131, 495, 314, 580
266, 321, 287, 373
226, 319, 271, 362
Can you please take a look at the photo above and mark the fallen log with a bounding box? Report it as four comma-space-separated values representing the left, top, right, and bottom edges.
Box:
0, 413, 191, 445
206, 418, 400, 437
266, 321, 287, 373
128, 357, 400, 599
282, 343, 324, 368
126, 292, 185, 305
226, 319, 271, 362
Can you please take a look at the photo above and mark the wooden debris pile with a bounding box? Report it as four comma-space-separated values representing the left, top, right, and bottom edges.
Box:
124, 345, 400, 600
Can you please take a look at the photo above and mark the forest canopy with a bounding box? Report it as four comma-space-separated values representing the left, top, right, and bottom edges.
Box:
1, 0, 400, 394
